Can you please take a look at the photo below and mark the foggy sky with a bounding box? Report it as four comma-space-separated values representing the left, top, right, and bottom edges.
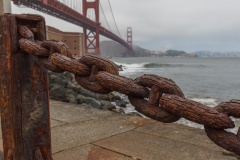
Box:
11, 0, 240, 52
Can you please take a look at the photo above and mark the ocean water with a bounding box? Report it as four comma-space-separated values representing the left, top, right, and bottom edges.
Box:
111, 57, 240, 132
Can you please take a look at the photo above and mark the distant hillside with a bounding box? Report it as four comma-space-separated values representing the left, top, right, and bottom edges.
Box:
150, 49, 197, 57
100, 41, 199, 58
100, 41, 151, 57
132, 45, 152, 57
165, 50, 197, 57
194, 51, 240, 57
100, 41, 126, 57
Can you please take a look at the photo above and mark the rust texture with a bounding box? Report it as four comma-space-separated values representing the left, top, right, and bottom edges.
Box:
18, 25, 34, 40
19, 38, 49, 57
134, 74, 185, 97
129, 96, 180, 123
78, 55, 119, 75
75, 68, 112, 94
0, 14, 52, 160
1, 13, 240, 158
41, 41, 72, 58
38, 58, 64, 73
160, 94, 234, 129
128, 74, 185, 123
205, 101, 240, 156
76, 55, 119, 94
96, 72, 149, 98
50, 53, 90, 76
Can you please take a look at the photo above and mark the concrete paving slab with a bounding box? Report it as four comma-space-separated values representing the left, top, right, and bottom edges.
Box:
50, 100, 115, 123
51, 115, 153, 153
93, 130, 238, 160
135, 122, 226, 152
53, 144, 132, 160
51, 119, 67, 128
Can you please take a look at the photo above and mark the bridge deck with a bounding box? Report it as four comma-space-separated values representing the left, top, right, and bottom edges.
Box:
0, 100, 237, 160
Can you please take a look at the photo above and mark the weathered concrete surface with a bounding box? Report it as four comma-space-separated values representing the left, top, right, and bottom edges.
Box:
50, 100, 116, 123
53, 144, 132, 160
51, 114, 154, 153
0, 100, 239, 159
50, 119, 67, 128
135, 122, 227, 152
93, 130, 236, 160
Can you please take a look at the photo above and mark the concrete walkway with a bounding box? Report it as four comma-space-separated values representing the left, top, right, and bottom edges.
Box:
0, 100, 239, 160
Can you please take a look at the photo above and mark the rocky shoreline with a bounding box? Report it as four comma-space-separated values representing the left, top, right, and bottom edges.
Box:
49, 71, 141, 116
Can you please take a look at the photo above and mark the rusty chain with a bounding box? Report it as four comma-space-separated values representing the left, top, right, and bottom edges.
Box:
17, 25, 240, 156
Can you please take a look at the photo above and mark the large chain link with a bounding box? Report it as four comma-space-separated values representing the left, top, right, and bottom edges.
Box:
18, 25, 240, 156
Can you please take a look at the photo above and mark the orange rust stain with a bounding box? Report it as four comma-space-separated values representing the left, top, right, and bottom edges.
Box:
6, 149, 13, 159
41, 146, 52, 160
32, 63, 39, 91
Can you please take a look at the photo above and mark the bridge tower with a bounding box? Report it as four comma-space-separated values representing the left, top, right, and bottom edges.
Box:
83, 0, 100, 56
127, 27, 132, 47
126, 27, 135, 56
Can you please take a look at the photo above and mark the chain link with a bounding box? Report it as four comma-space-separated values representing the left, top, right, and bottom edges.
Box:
76, 55, 119, 94
205, 100, 240, 154
17, 25, 240, 156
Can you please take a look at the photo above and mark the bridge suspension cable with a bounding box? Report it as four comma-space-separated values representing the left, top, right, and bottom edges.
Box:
56, 0, 123, 39
107, 0, 123, 39
100, 1, 112, 32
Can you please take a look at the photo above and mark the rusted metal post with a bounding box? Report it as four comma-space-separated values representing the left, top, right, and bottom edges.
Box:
0, 14, 52, 160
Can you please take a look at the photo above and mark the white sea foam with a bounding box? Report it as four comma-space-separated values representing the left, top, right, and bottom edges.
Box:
189, 97, 218, 107
114, 62, 147, 75
114, 62, 146, 68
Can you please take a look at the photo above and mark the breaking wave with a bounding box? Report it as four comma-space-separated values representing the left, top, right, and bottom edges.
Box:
114, 62, 205, 70
144, 63, 205, 68
114, 62, 147, 74
144, 63, 185, 68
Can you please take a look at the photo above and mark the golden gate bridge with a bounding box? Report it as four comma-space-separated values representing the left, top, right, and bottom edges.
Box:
12, 0, 134, 56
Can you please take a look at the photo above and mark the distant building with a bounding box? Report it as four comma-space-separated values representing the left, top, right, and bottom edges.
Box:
46, 26, 84, 58
150, 50, 166, 57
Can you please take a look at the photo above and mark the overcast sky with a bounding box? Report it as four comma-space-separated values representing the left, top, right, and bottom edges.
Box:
11, 0, 240, 52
